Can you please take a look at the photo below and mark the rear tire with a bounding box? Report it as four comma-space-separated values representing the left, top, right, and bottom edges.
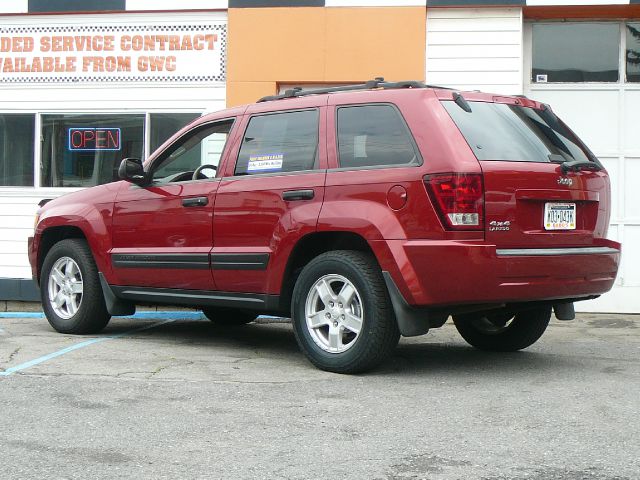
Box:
202, 307, 257, 325
291, 250, 400, 374
41, 239, 111, 334
452, 307, 552, 352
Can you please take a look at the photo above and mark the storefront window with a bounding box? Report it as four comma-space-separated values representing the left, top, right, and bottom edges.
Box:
149, 113, 200, 153
532, 23, 619, 83
627, 23, 640, 82
0, 114, 35, 186
40, 114, 144, 187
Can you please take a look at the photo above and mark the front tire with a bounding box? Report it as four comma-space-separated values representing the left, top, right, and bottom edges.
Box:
452, 307, 552, 352
41, 239, 111, 334
291, 250, 400, 374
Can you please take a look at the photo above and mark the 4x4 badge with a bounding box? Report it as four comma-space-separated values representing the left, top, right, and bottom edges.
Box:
489, 220, 511, 231
558, 177, 573, 186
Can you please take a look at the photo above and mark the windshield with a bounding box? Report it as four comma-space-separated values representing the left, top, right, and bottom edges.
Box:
442, 100, 597, 164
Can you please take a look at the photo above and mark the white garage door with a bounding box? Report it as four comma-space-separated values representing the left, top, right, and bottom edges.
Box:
524, 21, 640, 313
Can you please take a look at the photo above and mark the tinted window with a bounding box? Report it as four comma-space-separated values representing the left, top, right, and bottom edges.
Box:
153, 120, 233, 183
442, 101, 595, 164
337, 105, 418, 168
627, 23, 640, 82
0, 114, 34, 186
235, 110, 318, 175
532, 23, 619, 83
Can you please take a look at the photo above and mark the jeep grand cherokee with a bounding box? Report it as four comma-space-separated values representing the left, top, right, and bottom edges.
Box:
28, 79, 621, 373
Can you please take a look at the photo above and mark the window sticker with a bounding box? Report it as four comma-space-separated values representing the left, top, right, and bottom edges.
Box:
354, 135, 368, 158
247, 153, 284, 172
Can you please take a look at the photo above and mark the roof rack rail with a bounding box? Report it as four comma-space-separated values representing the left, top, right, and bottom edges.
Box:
257, 78, 454, 102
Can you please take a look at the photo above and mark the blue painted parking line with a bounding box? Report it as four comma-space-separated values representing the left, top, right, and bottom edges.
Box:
0, 312, 45, 318
0, 318, 176, 377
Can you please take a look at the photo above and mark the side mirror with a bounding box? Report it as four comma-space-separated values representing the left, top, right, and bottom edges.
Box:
118, 158, 147, 186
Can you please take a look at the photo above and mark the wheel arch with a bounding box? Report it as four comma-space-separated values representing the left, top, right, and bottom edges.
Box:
278, 231, 375, 313
37, 226, 87, 285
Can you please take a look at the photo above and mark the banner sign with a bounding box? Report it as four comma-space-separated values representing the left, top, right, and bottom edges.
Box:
0, 22, 226, 83
68, 127, 121, 151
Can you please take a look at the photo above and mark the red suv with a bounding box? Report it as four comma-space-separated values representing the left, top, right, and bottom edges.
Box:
28, 80, 621, 373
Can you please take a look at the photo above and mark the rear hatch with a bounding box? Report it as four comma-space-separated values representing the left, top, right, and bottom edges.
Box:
441, 95, 610, 248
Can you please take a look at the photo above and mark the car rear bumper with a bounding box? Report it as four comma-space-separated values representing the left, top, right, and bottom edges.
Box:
373, 238, 621, 307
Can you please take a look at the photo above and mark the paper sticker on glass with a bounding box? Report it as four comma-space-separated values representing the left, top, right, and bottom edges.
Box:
247, 153, 284, 172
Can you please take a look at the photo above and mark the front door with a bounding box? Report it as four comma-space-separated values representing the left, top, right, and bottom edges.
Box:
110, 118, 236, 290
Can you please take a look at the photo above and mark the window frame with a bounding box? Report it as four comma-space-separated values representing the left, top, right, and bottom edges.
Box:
0, 109, 202, 190
525, 20, 640, 87
147, 117, 236, 185
231, 107, 321, 179
0, 113, 36, 188
332, 102, 423, 172
39, 112, 147, 189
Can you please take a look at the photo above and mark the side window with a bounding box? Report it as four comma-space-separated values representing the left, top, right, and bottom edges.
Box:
152, 119, 233, 183
235, 109, 319, 176
337, 105, 418, 169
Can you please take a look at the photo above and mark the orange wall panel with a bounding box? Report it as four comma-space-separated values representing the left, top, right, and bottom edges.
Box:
227, 8, 326, 83
226, 81, 277, 108
227, 6, 426, 107
324, 8, 425, 81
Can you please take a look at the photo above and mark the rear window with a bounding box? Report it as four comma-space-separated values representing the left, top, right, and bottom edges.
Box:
337, 104, 419, 169
442, 100, 595, 164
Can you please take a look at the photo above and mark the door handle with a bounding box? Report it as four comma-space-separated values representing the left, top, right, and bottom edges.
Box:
182, 196, 208, 207
282, 189, 315, 201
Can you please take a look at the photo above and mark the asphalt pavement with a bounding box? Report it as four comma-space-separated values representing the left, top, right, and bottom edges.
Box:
0, 311, 638, 479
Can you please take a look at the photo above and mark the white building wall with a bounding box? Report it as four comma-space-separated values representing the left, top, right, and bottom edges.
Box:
0, 189, 74, 280
425, 7, 523, 95
0, 11, 226, 289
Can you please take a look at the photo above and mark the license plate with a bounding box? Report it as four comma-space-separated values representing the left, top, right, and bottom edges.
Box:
544, 202, 576, 230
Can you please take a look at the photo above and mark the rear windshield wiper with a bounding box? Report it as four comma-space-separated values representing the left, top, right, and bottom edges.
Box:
559, 159, 603, 174
547, 154, 602, 173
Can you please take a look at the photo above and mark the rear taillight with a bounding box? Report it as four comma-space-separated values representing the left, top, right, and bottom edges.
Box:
424, 173, 484, 231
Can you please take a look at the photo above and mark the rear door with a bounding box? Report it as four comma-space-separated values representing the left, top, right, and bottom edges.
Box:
212, 101, 327, 294
442, 98, 610, 248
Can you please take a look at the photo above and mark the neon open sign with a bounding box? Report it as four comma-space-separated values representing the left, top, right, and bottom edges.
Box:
68, 127, 121, 151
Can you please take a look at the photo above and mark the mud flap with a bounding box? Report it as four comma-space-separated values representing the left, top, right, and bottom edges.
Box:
99, 273, 136, 316
382, 271, 430, 337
